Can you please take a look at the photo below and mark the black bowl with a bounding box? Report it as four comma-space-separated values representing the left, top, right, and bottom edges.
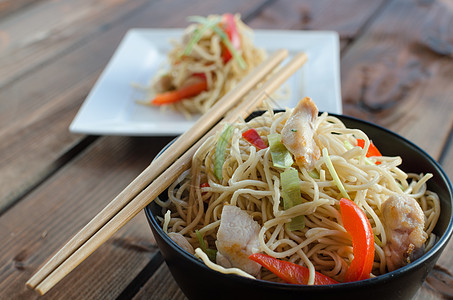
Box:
145, 113, 453, 300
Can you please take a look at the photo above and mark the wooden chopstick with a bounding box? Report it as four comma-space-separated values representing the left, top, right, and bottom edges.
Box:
26, 49, 288, 290
29, 52, 307, 295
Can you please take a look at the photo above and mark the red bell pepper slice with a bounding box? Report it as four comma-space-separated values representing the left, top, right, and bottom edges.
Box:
242, 128, 267, 149
151, 77, 208, 105
192, 72, 207, 79
200, 182, 210, 188
220, 13, 241, 64
200, 182, 210, 196
340, 198, 375, 282
249, 253, 338, 285
356, 139, 382, 158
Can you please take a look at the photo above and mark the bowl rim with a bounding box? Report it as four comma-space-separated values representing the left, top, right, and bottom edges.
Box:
145, 112, 453, 290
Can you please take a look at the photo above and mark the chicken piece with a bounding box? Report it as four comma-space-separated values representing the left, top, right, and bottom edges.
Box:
281, 97, 321, 171
152, 74, 174, 93
216, 205, 262, 276
381, 193, 427, 271
168, 232, 195, 255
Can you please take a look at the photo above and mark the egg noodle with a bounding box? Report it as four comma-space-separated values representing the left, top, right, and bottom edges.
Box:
155, 103, 440, 284
140, 14, 266, 118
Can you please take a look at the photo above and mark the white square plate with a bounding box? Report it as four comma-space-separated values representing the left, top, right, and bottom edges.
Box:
69, 28, 342, 136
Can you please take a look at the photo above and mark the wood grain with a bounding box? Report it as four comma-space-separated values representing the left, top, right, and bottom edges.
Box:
0, 0, 43, 19
247, 0, 388, 50
339, 1, 453, 298
341, 0, 453, 159
0, 136, 171, 299
0, 0, 269, 213
29, 49, 293, 295
0, 0, 151, 88
134, 1, 453, 298
133, 263, 188, 300
0, 0, 278, 298
1, 0, 452, 299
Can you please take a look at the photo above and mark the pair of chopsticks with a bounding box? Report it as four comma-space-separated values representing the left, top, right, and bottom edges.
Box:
26, 49, 308, 295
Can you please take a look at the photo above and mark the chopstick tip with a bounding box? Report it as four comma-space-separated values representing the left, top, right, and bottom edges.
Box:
25, 278, 36, 289
25, 280, 45, 296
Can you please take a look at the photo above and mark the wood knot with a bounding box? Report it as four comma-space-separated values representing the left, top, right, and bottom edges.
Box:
299, 6, 312, 29
355, 47, 430, 114
12, 249, 30, 271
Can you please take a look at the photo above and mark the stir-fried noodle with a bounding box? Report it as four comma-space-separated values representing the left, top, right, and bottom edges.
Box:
156, 101, 440, 284
139, 14, 266, 117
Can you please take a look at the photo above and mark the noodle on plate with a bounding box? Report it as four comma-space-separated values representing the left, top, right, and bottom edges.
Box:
140, 14, 267, 117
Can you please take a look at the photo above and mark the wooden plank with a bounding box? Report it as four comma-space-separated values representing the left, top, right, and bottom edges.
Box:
340, 0, 453, 160
0, 74, 96, 213
0, 0, 277, 91
133, 263, 188, 300
0, 0, 150, 89
0, 135, 173, 299
0, 0, 277, 298
338, 0, 453, 298
3, 0, 451, 299
246, 0, 388, 49
0, 0, 154, 213
421, 239, 453, 299
0, 0, 44, 19
0, 0, 269, 213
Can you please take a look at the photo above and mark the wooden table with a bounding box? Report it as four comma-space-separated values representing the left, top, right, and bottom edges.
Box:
1, 0, 453, 299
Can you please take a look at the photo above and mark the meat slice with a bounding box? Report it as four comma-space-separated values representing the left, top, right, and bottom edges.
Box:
216, 205, 262, 276
281, 97, 321, 171
152, 74, 174, 93
381, 193, 427, 271
168, 232, 195, 255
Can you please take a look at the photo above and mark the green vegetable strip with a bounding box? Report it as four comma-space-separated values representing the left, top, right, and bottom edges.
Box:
185, 16, 247, 69
268, 133, 294, 169
322, 148, 350, 199
343, 140, 354, 150
287, 215, 305, 231
281, 168, 301, 209
281, 168, 305, 231
184, 16, 221, 56
374, 233, 382, 247
214, 124, 234, 180
195, 230, 217, 262
211, 25, 247, 69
